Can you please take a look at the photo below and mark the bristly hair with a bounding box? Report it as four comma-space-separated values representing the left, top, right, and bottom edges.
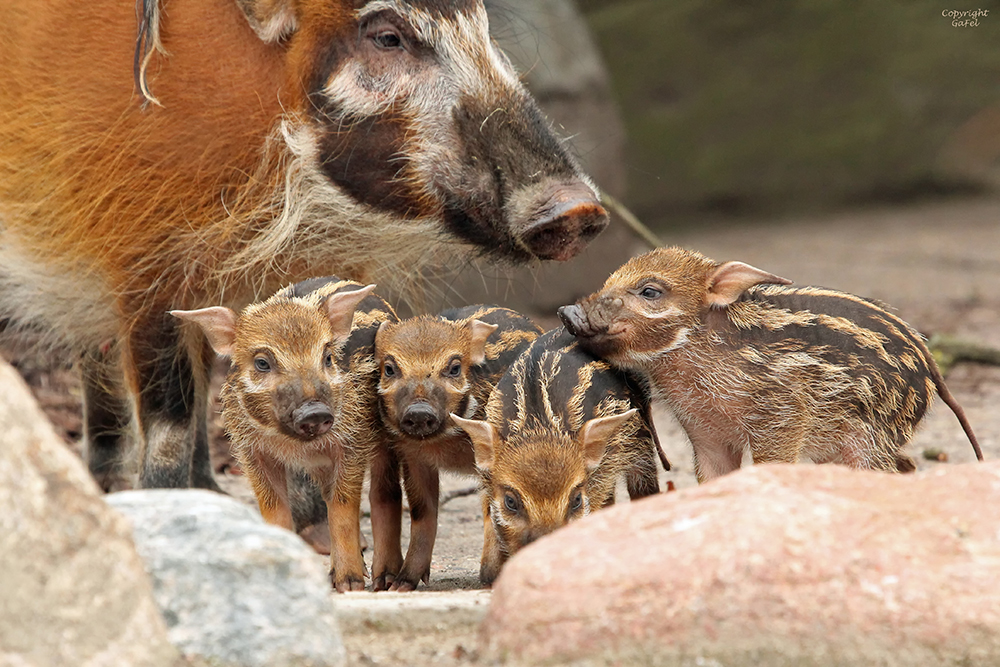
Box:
133, 0, 166, 106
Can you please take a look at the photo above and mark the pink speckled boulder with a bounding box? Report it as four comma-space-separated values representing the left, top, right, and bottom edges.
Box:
482, 462, 1000, 666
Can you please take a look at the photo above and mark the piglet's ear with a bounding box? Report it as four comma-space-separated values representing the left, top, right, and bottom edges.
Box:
323, 285, 377, 338
467, 320, 499, 366
234, 0, 298, 42
451, 414, 498, 472
706, 261, 792, 308
171, 307, 238, 357
579, 409, 637, 472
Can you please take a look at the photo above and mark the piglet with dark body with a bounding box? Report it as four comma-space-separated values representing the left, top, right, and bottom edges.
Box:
172, 277, 396, 592
371, 305, 542, 590
453, 328, 666, 585
559, 246, 983, 482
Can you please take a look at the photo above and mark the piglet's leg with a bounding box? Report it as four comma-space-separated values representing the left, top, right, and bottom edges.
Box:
391, 456, 439, 592
369, 444, 403, 591
318, 469, 367, 592
245, 450, 293, 531
479, 492, 503, 586
691, 441, 745, 483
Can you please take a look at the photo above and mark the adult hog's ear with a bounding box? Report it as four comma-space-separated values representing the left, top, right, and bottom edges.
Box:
170, 307, 238, 357
451, 414, 498, 471
467, 320, 499, 366
706, 261, 792, 308
579, 409, 637, 472
322, 285, 377, 338
234, 0, 298, 42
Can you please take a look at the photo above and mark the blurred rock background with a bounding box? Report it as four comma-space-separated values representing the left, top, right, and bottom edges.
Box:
447, 0, 1000, 316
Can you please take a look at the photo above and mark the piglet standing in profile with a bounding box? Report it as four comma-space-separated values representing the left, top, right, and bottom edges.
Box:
452, 328, 666, 584
559, 246, 983, 482
171, 277, 396, 592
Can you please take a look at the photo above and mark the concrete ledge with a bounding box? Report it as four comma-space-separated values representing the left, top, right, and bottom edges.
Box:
336, 590, 491, 635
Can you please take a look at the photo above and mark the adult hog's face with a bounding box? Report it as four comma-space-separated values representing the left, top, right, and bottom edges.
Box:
247, 0, 609, 263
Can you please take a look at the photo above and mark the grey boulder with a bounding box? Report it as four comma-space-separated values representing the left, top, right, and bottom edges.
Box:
108, 489, 345, 667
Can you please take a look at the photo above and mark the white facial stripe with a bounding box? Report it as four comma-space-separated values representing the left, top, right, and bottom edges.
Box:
643, 305, 684, 319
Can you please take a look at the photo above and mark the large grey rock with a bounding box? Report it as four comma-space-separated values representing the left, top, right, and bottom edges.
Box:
483, 462, 1000, 666
0, 361, 180, 667
107, 489, 345, 667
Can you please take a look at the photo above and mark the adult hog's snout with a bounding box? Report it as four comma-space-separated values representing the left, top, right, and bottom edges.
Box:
290, 401, 335, 439
513, 182, 608, 262
399, 402, 442, 438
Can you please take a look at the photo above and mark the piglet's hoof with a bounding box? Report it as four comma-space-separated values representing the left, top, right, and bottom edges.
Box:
298, 525, 331, 555
373, 573, 396, 592
330, 571, 366, 593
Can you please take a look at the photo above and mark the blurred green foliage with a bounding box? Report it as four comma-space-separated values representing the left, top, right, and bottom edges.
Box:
579, 0, 1000, 225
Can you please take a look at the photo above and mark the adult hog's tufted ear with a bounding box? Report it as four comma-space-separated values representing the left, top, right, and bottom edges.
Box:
233, 0, 299, 42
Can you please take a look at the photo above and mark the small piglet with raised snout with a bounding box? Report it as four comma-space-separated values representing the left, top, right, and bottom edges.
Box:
558, 246, 983, 482
452, 328, 666, 585
172, 277, 396, 592
370, 305, 541, 591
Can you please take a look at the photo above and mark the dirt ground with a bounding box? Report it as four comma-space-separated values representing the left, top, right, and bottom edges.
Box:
4, 196, 999, 666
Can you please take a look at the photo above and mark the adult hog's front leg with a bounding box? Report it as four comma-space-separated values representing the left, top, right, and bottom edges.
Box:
123, 310, 220, 491
81, 345, 132, 492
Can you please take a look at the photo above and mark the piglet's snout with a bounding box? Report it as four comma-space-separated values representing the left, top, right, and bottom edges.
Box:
400, 402, 441, 438
558, 304, 601, 338
291, 401, 334, 439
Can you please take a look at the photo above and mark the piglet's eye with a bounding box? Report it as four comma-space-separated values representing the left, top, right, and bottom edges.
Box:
570, 491, 583, 512
383, 361, 397, 377
447, 361, 462, 377
503, 493, 521, 513
324, 352, 334, 369
639, 286, 662, 300
254, 357, 271, 373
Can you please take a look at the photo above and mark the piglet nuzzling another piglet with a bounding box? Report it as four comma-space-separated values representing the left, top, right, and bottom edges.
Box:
559, 246, 982, 482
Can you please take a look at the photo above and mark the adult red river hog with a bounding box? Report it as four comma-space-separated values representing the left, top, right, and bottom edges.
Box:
0, 0, 608, 490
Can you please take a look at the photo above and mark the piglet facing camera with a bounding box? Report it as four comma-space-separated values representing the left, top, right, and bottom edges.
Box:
560, 246, 982, 483
172, 277, 396, 592
369, 305, 542, 591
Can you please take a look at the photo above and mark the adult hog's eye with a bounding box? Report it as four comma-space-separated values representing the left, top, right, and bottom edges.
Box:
570, 491, 583, 512
253, 357, 271, 373
372, 29, 402, 50
503, 492, 521, 513
639, 285, 663, 300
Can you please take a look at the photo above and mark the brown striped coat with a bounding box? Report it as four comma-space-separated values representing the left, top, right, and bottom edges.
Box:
370, 304, 541, 590
172, 277, 396, 591
453, 327, 664, 584
559, 246, 982, 482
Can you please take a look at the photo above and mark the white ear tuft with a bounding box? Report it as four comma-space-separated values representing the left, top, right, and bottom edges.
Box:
234, 0, 298, 43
